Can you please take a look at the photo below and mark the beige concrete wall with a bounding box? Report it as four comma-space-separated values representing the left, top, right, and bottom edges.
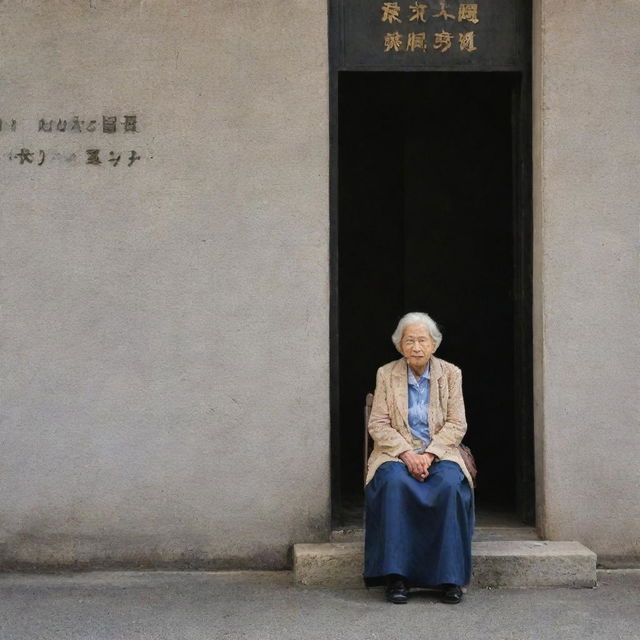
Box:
0, 0, 329, 569
533, 0, 640, 563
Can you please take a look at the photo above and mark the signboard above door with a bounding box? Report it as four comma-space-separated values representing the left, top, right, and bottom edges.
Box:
331, 0, 529, 71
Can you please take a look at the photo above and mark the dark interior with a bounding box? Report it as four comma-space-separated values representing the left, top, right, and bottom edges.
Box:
337, 71, 523, 522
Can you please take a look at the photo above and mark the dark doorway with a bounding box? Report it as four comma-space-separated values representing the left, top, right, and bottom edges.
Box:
334, 71, 533, 526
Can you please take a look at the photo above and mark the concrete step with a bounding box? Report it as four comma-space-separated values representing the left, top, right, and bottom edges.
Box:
471, 540, 597, 587
293, 535, 597, 589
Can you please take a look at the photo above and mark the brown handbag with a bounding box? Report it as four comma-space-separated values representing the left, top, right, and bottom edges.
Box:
459, 443, 478, 485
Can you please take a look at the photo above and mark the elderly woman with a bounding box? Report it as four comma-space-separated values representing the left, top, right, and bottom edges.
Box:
364, 312, 475, 604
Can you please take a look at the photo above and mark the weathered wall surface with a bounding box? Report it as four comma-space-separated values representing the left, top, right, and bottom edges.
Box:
533, 0, 640, 563
0, 0, 329, 569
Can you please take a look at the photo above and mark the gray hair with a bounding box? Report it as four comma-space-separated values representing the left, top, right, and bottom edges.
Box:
391, 312, 443, 353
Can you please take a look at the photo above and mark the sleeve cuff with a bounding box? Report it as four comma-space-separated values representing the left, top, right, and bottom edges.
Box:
392, 444, 413, 458
425, 442, 448, 459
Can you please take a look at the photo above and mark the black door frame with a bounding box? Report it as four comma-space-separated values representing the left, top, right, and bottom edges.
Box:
329, 1, 534, 526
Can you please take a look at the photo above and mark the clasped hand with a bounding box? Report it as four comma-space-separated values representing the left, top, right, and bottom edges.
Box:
399, 450, 435, 482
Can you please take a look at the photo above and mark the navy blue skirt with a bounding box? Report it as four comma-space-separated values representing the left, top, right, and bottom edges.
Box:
364, 460, 474, 587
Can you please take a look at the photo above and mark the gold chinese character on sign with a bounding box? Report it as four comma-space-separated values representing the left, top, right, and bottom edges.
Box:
384, 31, 404, 52
458, 3, 479, 24
458, 31, 477, 51
434, 30, 453, 52
406, 32, 427, 51
432, 1, 455, 20
409, 2, 428, 23
381, 2, 402, 23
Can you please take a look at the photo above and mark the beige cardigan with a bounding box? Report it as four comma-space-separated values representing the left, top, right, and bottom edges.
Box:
365, 355, 474, 488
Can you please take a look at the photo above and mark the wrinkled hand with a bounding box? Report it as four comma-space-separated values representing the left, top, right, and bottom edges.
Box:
399, 451, 435, 482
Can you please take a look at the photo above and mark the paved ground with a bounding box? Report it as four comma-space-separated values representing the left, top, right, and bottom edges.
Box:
1, 570, 638, 640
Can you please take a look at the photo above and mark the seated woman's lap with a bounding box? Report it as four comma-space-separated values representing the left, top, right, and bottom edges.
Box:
372, 460, 466, 492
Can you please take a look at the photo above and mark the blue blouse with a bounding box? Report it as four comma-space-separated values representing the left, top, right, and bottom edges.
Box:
407, 362, 430, 451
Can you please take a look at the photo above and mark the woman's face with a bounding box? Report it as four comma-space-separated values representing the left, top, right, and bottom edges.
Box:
400, 323, 436, 372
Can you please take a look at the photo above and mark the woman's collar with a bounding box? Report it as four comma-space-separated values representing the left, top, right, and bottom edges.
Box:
406, 359, 431, 384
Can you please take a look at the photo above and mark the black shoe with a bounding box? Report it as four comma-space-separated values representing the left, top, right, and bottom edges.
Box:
385, 577, 409, 604
440, 584, 463, 604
